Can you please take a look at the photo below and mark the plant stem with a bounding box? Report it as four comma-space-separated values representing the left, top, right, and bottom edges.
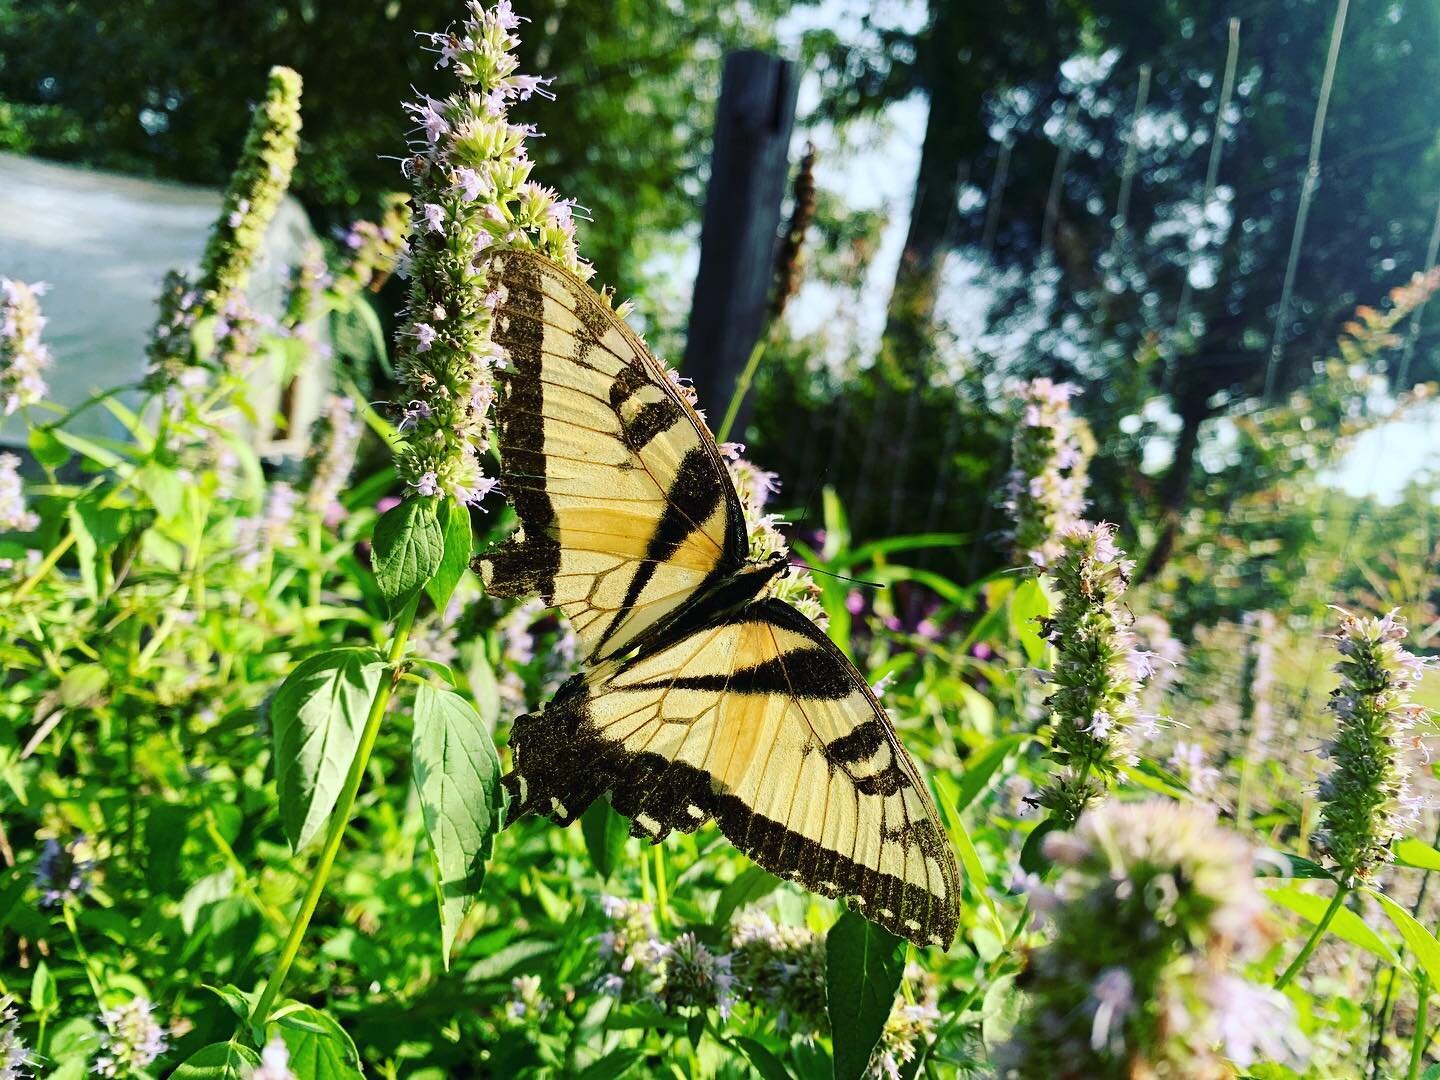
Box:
1409, 973, 1430, 1080
715, 336, 769, 444
653, 844, 669, 927
1277, 883, 1349, 989
250, 595, 420, 1028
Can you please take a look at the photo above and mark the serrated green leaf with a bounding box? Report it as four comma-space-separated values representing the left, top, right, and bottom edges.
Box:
28, 426, 69, 469
712, 864, 783, 928
1265, 884, 1399, 966
272, 1005, 363, 1080
412, 682, 504, 966
1371, 889, 1440, 986
826, 909, 907, 1080
1395, 837, 1440, 872
373, 498, 444, 612
734, 1037, 792, 1080
272, 648, 389, 852
169, 1041, 263, 1079
953, 734, 1027, 814
576, 1048, 644, 1080
425, 499, 473, 610
580, 798, 629, 881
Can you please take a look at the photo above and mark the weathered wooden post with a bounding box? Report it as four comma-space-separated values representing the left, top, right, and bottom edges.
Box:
683, 50, 798, 432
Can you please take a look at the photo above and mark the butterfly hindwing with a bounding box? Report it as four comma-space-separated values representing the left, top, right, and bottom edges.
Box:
476, 249, 748, 663
507, 597, 962, 949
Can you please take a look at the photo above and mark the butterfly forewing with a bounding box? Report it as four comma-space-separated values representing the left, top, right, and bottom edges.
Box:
507, 598, 962, 949
476, 250, 747, 663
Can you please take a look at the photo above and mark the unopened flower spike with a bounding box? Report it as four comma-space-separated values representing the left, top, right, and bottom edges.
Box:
147, 66, 303, 388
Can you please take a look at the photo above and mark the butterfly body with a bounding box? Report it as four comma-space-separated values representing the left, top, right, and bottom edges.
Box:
473, 249, 961, 948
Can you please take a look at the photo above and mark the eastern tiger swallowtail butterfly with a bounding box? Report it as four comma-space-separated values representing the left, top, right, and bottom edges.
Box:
472, 249, 961, 948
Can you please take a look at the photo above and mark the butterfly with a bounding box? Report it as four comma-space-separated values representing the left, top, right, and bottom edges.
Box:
473, 249, 961, 948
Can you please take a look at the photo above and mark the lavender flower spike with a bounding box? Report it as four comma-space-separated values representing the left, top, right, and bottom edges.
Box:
393, 2, 585, 506
0, 995, 35, 1080
1034, 521, 1160, 825
1314, 607, 1433, 884
0, 455, 38, 533
93, 997, 169, 1077
999, 800, 1307, 1077
1003, 377, 1091, 567
0, 279, 51, 415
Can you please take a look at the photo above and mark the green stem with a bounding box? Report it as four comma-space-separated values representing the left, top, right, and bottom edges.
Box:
1277, 883, 1349, 989
653, 845, 669, 927
250, 596, 420, 1028
714, 336, 769, 444
61, 904, 105, 1002
1410, 973, 1430, 1080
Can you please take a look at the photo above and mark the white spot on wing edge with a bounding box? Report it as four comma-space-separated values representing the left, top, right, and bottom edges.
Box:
635, 812, 661, 835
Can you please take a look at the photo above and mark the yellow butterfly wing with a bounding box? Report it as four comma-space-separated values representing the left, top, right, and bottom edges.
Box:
508, 597, 963, 949
475, 249, 748, 663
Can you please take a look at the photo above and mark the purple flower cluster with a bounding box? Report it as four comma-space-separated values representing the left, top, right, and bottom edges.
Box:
93, 997, 169, 1077
0, 455, 38, 533
1003, 377, 1089, 567
392, 1, 586, 505
0, 278, 51, 415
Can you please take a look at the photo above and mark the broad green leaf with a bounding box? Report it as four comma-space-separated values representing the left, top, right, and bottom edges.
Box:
577, 1048, 644, 1080
1371, 889, 1440, 986
30, 960, 56, 1015
272, 1005, 363, 1080
412, 682, 505, 966
953, 735, 1027, 813
826, 909, 907, 1080
1019, 818, 1060, 875
425, 499, 473, 610
1395, 837, 1440, 872
179, 870, 236, 935
580, 798, 628, 881
135, 463, 183, 520
169, 1041, 262, 1079
28, 426, 69, 469
372, 498, 444, 612
712, 864, 783, 928
272, 648, 389, 852
1009, 576, 1050, 665
734, 1037, 792, 1080
1254, 852, 1334, 881
1264, 884, 1399, 966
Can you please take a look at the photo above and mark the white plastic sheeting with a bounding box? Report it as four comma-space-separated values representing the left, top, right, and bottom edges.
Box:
0, 152, 327, 454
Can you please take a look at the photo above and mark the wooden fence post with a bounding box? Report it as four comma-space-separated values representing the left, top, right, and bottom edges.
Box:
683, 50, 798, 434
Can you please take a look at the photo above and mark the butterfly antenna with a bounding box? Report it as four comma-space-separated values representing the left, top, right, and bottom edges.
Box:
801, 564, 884, 590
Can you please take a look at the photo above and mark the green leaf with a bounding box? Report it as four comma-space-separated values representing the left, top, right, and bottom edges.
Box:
272, 648, 389, 852
412, 682, 505, 967
372, 498, 444, 612
1395, 837, 1440, 872
949, 812, 1003, 938
577, 1049, 644, 1080
272, 1005, 363, 1080
1254, 853, 1334, 880
826, 909, 907, 1080
712, 864, 784, 928
425, 499, 473, 611
30, 960, 56, 1016
169, 1042, 263, 1079
1264, 884, 1399, 966
734, 1037, 793, 1080
28, 426, 69, 469
1009, 577, 1050, 665
953, 735, 1027, 814
135, 462, 183, 521
1371, 889, 1440, 986
580, 798, 629, 880
1019, 818, 1060, 875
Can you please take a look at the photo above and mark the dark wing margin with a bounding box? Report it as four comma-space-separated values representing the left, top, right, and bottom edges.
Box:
474, 249, 749, 662
504, 597, 963, 949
